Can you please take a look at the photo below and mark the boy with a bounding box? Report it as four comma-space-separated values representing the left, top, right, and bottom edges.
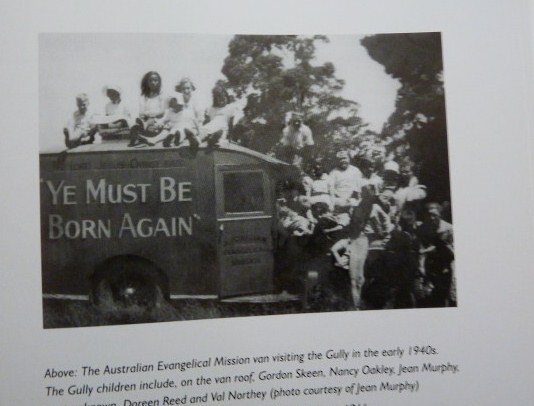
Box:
63, 94, 97, 149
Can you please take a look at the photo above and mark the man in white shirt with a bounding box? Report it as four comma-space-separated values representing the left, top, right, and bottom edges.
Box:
279, 112, 314, 165
280, 112, 314, 149
328, 150, 363, 209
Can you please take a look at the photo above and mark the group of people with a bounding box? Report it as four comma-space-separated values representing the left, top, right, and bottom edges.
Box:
62, 70, 454, 312
276, 145, 454, 311
63, 72, 237, 150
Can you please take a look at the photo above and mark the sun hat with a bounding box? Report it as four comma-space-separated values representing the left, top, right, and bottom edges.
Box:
102, 85, 122, 95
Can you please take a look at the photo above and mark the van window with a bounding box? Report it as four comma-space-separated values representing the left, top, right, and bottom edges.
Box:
223, 171, 265, 213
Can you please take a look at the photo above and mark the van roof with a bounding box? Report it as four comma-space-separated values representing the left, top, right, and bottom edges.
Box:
47, 140, 292, 167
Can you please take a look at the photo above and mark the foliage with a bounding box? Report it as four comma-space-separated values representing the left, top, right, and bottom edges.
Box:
361, 33, 451, 202
220, 35, 368, 163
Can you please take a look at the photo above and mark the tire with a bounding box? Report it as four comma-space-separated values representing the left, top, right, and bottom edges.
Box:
91, 256, 166, 310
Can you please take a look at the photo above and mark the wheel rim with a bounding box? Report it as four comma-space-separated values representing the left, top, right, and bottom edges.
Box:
112, 273, 155, 306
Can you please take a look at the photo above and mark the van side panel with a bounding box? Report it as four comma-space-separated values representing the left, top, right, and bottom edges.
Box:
40, 149, 217, 297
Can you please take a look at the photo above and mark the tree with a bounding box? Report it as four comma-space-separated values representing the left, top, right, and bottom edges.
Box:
361, 33, 451, 203
220, 35, 368, 165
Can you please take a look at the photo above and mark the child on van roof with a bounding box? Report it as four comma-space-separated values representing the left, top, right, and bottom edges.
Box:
195, 85, 237, 148
63, 93, 97, 149
129, 71, 168, 147
135, 92, 199, 147
93, 85, 132, 140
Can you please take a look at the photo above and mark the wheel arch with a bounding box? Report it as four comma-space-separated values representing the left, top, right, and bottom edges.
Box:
90, 254, 170, 302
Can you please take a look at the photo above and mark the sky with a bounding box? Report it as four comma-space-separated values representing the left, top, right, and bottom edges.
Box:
39, 34, 399, 152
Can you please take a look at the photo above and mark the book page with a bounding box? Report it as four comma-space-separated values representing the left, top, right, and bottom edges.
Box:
1, 0, 534, 405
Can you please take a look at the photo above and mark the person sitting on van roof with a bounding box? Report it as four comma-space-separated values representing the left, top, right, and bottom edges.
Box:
63, 93, 97, 149
197, 85, 237, 148
135, 92, 199, 148
129, 71, 168, 147
93, 85, 132, 141
175, 77, 203, 129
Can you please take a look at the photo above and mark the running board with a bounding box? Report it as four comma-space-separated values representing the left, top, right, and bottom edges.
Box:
43, 293, 300, 303
220, 292, 299, 303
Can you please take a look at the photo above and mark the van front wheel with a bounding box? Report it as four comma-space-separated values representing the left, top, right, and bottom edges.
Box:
92, 258, 166, 310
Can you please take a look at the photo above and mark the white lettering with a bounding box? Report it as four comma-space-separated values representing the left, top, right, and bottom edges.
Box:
160, 177, 176, 202
45, 180, 77, 205
137, 218, 153, 238
178, 217, 193, 236
160, 178, 193, 202
49, 214, 63, 239
178, 182, 192, 201
153, 218, 171, 237
86, 179, 152, 204
119, 213, 137, 238
86, 179, 106, 204
48, 215, 111, 239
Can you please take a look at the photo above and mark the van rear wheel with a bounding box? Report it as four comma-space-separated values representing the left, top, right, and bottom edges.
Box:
92, 257, 166, 310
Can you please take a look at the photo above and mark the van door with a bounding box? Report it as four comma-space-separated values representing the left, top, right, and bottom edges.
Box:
215, 165, 274, 297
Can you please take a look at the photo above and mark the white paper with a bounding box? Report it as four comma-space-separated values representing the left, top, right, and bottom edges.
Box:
1, 1, 534, 405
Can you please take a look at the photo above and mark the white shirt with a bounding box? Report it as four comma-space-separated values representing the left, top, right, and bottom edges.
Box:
93, 100, 132, 126
159, 106, 199, 132
203, 103, 237, 141
329, 165, 363, 200
359, 173, 383, 193
182, 95, 203, 126
206, 104, 236, 130
65, 110, 94, 137
280, 124, 314, 149
139, 94, 167, 118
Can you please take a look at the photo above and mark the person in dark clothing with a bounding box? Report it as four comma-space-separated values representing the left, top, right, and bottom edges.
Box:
383, 208, 420, 309
417, 203, 454, 307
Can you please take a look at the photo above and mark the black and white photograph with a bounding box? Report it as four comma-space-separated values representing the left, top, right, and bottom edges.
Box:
39, 32, 454, 328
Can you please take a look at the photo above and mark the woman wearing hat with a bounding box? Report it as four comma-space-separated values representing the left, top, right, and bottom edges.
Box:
94, 85, 132, 140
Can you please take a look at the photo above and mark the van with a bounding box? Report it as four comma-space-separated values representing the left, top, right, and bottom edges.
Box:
40, 142, 302, 308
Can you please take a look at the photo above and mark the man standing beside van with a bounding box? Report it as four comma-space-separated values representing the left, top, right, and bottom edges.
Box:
328, 150, 363, 210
